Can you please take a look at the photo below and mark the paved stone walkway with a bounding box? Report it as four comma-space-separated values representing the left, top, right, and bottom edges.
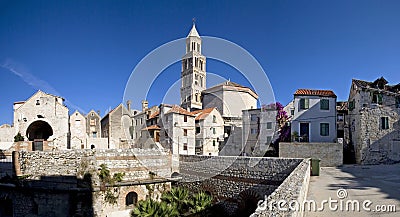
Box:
305, 164, 400, 217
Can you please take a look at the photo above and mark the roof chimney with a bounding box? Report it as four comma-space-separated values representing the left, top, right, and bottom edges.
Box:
127, 100, 131, 111
142, 100, 148, 111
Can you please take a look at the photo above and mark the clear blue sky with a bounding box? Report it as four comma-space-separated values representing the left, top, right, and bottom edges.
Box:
1, 0, 400, 125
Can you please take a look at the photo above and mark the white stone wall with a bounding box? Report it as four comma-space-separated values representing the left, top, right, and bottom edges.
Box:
0, 124, 15, 144
13, 91, 69, 149
279, 142, 343, 167
196, 109, 224, 156
170, 113, 195, 155
348, 82, 400, 164
70, 111, 87, 149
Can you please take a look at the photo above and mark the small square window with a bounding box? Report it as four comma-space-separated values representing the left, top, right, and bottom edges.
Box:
266, 122, 272, 129
183, 143, 188, 151
372, 92, 383, 105
320, 99, 329, 110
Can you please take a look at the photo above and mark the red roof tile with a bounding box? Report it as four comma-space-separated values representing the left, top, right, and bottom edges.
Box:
294, 89, 337, 97
149, 110, 159, 119
141, 125, 161, 131
190, 107, 215, 121
165, 105, 195, 116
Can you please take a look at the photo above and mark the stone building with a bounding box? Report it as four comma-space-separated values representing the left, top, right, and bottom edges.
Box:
190, 107, 224, 156
348, 77, 400, 164
12, 90, 69, 151
180, 23, 206, 111
203, 81, 258, 156
290, 89, 337, 143
101, 103, 133, 149
69, 111, 87, 149
131, 101, 160, 149
242, 107, 277, 156
159, 105, 196, 155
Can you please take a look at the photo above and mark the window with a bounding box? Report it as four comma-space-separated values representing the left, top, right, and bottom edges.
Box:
299, 98, 309, 110
91, 144, 95, 149
196, 127, 200, 134
184, 115, 187, 122
212, 128, 216, 134
251, 114, 258, 121
126, 192, 138, 207
213, 115, 217, 123
197, 43, 200, 52
266, 136, 272, 144
251, 128, 258, 135
349, 100, 355, 111
36, 99, 40, 105
320, 99, 329, 110
92, 132, 97, 138
396, 97, 400, 108
290, 109, 294, 116
90, 119, 96, 126
337, 114, 344, 122
183, 143, 188, 150
372, 92, 383, 105
91, 113, 94, 117
213, 140, 216, 146
381, 117, 389, 130
266, 122, 272, 129
184, 129, 187, 136
195, 140, 201, 147
320, 123, 329, 136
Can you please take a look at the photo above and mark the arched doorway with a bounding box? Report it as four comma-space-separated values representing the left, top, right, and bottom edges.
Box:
26, 120, 53, 151
125, 192, 138, 207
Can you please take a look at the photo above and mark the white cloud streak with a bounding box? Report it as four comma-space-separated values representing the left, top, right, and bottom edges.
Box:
1, 58, 87, 114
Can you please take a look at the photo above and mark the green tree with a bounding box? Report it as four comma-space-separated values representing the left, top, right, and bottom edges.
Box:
161, 187, 190, 212
14, 132, 24, 142
131, 199, 179, 217
189, 191, 213, 213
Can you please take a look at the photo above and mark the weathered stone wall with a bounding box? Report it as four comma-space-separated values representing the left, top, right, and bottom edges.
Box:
177, 155, 302, 216
357, 107, 400, 164
16, 149, 172, 182
251, 159, 311, 217
279, 142, 343, 167
3, 148, 174, 217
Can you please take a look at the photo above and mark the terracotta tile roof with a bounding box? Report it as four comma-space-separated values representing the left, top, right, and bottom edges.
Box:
190, 107, 215, 121
149, 110, 159, 119
165, 105, 195, 116
294, 89, 337, 97
141, 125, 161, 131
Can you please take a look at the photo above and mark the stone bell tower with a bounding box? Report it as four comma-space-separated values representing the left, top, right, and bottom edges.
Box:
180, 22, 206, 111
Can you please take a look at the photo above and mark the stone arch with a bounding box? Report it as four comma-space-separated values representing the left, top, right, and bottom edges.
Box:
26, 120, 53, 141
125, 191, 138, 207
237, 190, 263, 216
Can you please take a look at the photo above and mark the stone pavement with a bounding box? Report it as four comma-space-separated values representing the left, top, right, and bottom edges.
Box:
305, 164, 400, 217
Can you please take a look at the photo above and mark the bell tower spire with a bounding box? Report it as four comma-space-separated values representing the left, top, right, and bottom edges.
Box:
180, 21, 206, 111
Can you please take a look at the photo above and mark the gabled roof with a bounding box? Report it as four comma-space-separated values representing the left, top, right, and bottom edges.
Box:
149, 110, 160, 119
165, 105, 195, 116
86, 109, 101, 118
141, 125, 161, 131
190, 107, 215, 121
352, 77, 400, 93
187, 24, 200, 38
294, 89, 337, 98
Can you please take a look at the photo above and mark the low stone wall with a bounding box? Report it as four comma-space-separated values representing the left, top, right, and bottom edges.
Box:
280, 142, 343, 167
15, 148, 172, 182
251, 158, 311, 217
177, 155, 303, 216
